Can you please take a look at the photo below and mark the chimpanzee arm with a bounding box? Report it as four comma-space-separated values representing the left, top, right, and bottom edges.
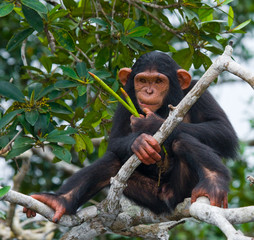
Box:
107, 105, 145, 161
167, 89, 238, 159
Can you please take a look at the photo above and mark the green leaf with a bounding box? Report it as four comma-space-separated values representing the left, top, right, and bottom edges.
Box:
22, 65, 44, 74
6, 145, 32, 159
77, 85, 87, 96
221, 0, 234, 5
198, 8, 213, 21
232, 19, 251, 31
182, 6, 198, 20
120, 35, 130, 46
81, 111, 102, 127
76, 62, 87, 78
25, 110, 39, 126
128, 26, 150, 37
35, 85, 56, 100
202, 22, 221, 34
0, 110, 23, 130
132, 37, 153, 47
124, 18, 135, 31
202, 54, 213, 70
0, 81, 25, 102
228, 6, 234, 28
47, 127, 77, 138
21, 0, 47, 14
40, 56, 52, 73
49, 102, 73, 114
49, 9, 68, 22
89, 18, 109, 28
80, 134, 93, 154
60, 66, 82, 81
6, 28, 34, 51
98, 139, 108, 158
34, 113, 50, 136
13, 137, 34, 148
201, 35, 224, 51
17, 114, 33, 134
173, 48, 193, 70
95, 48, 110, 68
47, 135, 75, 144
63, 0, 77, 8
50, 144, 72, 163
193, 51, 203, 69
54, 80, 79, 88
128, 40, 143, 52
0, 2, 14, 17
0, 186, 10, 197
74, 134, 86, 152
52, 28, 75, 52
48, 3, 61, 16
22, 4, 43, 32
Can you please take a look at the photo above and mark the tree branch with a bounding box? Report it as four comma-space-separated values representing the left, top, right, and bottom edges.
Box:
190, 197, 254, 240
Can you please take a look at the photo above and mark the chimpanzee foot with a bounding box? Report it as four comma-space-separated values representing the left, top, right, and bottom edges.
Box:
23, 193, 68, 223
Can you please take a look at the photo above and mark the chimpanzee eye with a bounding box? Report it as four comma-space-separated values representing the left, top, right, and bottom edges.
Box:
139, 78, 146, 83
155, 78, 162, 84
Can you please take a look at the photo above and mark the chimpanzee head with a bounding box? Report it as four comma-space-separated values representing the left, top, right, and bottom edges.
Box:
118, 51, 191, 117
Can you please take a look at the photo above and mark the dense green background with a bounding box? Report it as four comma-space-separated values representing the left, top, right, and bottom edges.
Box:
0, 0, 254, 239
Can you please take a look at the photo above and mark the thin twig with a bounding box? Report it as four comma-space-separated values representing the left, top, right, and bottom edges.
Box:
124, 0, 182, 38
131, 0, 181, 9
76, 46, 95, 68
0, 129, 23, 156
56, 46, 82, 63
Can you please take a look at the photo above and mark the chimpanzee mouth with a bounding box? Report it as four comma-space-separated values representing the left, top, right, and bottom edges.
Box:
138, 99, 158, 106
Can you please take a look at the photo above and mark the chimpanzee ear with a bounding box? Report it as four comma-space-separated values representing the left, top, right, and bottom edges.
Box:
118, 68, 132, 86
177, 69, 192, 90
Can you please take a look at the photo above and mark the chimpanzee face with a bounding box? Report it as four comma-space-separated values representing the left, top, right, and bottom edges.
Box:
134, 70, 169, 112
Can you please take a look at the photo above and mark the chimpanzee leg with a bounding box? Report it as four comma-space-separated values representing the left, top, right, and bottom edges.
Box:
24, 151, 121, 221
55, 151, 121, 212
171, 133, 231, 207
123, 172, 174, 214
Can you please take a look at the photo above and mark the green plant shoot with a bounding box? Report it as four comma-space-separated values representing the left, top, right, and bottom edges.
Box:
88, 72, 140, 117
120, 87, 139, 117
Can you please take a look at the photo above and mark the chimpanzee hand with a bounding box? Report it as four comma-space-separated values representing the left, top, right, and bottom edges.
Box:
131, 133, 161, 165
23, 193, 69, 223
191, 178, 228, 208
130, 108, 164, 134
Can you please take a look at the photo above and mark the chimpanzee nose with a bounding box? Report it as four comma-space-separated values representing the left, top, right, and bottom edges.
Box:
146, 87, 153, 94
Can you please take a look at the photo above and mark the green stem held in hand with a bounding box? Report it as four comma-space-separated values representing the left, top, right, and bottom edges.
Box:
88, 72, 140, 117
120, 88, 140, 117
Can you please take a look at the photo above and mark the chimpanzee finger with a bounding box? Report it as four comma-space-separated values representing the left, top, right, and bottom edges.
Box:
191, 194, 197, 204
210, 195, 222, 207
24, 208, 36, 218
136, 147, 156, 165
139, 135, 161, 161
143, 143, 161, 162
145, 135, 161, 154
52, 207, 66, 223
223, 195, 228, 208
132, 145, 148, 164
143, 108, 153, 116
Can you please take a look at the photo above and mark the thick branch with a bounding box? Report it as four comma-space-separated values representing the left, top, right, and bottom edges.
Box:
0, 187, 97, 227
190, 197, 254, 240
